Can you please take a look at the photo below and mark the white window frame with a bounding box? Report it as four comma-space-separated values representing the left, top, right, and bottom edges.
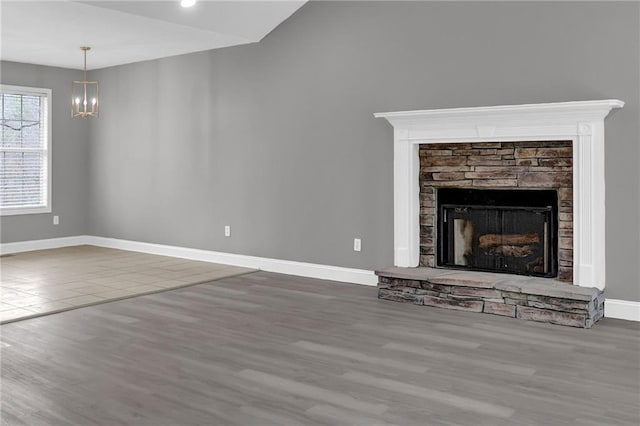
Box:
0, 84, 52, 216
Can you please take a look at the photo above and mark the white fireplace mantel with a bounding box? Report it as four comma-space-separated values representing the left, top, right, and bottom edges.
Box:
375, 100, 624, 290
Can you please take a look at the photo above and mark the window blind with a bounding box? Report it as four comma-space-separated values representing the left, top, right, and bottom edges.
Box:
0, 86, 51, 215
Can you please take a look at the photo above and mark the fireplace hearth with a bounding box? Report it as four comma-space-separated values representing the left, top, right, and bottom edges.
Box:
437, 188, 558, 278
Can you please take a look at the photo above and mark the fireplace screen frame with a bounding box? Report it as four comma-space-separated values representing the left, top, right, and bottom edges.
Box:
437, 201, 558, 278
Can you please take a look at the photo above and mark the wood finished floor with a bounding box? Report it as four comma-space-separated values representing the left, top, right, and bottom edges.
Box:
1, 271, 639, 426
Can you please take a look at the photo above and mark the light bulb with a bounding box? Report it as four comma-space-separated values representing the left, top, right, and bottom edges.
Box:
75, 97, 80, 105
91, 98, 97, 105
180, 0, 196, 8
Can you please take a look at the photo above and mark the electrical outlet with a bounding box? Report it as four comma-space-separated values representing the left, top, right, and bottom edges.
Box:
53, 215, 59, 225
353, 238, 361, 252
224, 225, 231, 237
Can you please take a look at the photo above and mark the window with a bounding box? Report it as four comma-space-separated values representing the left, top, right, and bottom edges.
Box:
0, 85, 52, 215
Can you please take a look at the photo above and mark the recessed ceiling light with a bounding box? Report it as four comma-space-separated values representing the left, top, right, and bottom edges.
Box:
180, 0, 196, 8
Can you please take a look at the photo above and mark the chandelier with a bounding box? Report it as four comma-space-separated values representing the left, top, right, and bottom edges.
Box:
71, 47, 99, 118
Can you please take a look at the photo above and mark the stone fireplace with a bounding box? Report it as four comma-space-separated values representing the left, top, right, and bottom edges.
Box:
374, 100, 624, 327
420, 140, 572, 282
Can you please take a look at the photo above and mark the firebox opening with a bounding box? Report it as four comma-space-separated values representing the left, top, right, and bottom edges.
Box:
437, 188, 558, 278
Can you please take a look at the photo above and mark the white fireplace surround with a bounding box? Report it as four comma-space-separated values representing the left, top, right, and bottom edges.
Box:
375, 100, 624, 290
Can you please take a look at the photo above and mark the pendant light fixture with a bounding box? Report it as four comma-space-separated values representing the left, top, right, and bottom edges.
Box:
71, 46, 99, 118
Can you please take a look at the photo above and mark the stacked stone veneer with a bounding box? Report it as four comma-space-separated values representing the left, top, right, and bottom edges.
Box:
377, 267, 604, 328
419, 141, 574, 282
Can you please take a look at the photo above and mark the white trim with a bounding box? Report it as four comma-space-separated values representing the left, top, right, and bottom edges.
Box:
0, 235, 88, 254
0, 236, 377, 286
81, 236, 377, 286
0, 84, 53, 217
375, 100, 624, 290
374, 100, 624, 122
0, 205, 51, 216
0, 236, 375, 286
605, 299, 640, 322
2, 236, 639, 321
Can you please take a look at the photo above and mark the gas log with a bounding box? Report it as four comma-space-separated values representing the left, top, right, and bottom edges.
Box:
492, 244, 536, 258
478, 233, 540, 249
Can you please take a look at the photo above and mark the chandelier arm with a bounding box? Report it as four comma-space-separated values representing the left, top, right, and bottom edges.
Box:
72, 46, 99, 118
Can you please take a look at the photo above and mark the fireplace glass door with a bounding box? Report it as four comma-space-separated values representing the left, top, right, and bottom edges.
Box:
437, 189, 558, 278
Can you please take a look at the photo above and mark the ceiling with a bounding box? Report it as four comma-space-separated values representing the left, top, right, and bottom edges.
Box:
0, 0, 307, 70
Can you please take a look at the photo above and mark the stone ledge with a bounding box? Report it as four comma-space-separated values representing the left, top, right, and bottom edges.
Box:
376, 267, 604, 328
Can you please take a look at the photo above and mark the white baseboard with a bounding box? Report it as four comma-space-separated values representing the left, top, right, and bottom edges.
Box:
0, 235, 89, 255
1, 235, 377, 286
605, 299, 640, 322
84, 236, 378, 286
4, 236, 639, 320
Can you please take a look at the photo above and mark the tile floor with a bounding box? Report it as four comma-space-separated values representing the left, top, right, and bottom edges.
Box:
0, 245, 254, 324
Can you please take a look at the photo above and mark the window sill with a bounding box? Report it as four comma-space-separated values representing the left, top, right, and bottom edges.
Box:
0, 206, 52, 216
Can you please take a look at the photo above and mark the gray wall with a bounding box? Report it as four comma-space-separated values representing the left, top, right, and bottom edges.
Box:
0, 62, 91, 242
4, 2, 639, 302
89, 1, 639, 301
